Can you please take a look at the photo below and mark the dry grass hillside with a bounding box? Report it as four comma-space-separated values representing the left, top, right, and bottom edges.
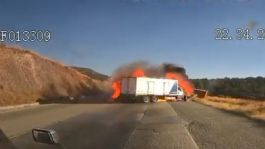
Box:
0, 44, 110, 106
71, 67, 109, 81
193, 96, 265, 120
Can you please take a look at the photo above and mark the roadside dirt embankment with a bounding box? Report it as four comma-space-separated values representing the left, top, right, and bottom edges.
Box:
0, 44, 110, 106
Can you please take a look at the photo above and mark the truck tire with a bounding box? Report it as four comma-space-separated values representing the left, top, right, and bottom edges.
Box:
151, 96, 158, 103
143, 96, 150, 103
183, 95, 187, 102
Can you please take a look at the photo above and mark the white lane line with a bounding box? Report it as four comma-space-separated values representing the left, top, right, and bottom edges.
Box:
0, 103, 40, 113
167, 103, 200, 149
183, 126, 200, 149
123, 104, 149, 149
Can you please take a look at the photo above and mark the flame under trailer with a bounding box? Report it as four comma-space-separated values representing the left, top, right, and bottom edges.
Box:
119, 77, 186, 103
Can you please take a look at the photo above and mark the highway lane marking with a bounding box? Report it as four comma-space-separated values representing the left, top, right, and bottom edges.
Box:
124, 103, 199, 149
166, 103, 199, 149
123, 104, 148, 149
183, 125, 199, 149
0, 103, 40, 113
136, 105, 148, 121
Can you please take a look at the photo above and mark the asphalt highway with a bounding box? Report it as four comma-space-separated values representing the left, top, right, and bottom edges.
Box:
1, 101, 265, 149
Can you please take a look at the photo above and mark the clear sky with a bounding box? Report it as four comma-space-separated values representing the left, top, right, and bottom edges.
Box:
0, 0, 264, 78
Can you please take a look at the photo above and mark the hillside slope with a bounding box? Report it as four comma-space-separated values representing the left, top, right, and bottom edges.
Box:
0, 44, 109, 106
71, 67, 109, 81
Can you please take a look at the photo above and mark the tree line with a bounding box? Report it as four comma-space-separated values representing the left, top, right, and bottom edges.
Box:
191, 77, 265, 100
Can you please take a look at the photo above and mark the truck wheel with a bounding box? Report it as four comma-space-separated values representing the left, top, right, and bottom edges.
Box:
151, 96, 158, 103
143, 96, 150, 103
183, 96, 187, 102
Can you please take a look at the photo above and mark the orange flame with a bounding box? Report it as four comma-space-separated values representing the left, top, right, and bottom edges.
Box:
165, 72, 194, 96
111, 68, 194, 99
111, 68, 145, 99
111, 80, 121, 99
132, 68, 145, 77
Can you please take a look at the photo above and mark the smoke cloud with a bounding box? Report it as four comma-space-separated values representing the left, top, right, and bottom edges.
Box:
111, 61, 189, 81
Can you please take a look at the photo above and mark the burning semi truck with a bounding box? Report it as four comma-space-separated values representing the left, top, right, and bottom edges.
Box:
118, 77, 186, 103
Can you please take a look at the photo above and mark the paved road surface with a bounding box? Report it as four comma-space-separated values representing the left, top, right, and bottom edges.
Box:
1, 101, 265, 149
170, 102, 265, 149
0, 102, 197, 149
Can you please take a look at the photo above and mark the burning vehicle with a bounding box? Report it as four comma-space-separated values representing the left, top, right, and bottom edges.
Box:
111, 62, 194, 102
119, 77, 185, 103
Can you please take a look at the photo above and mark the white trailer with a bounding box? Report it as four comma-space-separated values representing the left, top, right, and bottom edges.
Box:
120, 77, 185, 103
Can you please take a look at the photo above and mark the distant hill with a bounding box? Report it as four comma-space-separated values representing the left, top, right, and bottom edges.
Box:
71, 67, 109, 81
0, 44, 109, 106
